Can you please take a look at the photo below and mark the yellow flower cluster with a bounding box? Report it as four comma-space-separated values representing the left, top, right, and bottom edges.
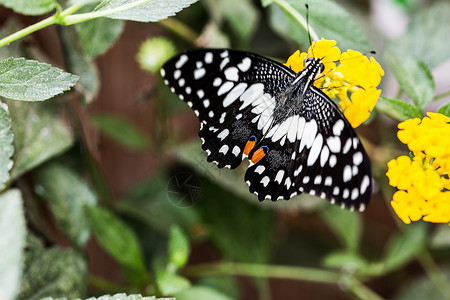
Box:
386, 112, 450, 224
284, 39, 384, 128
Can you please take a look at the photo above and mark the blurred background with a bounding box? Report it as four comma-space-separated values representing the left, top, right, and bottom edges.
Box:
1, 0, 450, 299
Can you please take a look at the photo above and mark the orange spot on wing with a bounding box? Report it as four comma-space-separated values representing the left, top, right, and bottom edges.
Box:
243, 138, 256, 156
251, 147, 267, 164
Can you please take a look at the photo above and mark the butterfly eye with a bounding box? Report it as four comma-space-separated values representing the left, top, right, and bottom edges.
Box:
306, 57, 314, 63
318, 62, 325, 74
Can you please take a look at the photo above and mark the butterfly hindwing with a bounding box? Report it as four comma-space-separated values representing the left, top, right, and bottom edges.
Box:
161, 49, 295, 168
245, 86, 372, 210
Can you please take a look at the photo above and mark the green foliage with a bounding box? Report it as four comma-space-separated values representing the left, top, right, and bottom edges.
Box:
0, 0, 449, 299
0, 58, 79, 101
384, 48, 435, 111
168, 226, 189, 270
320, 205, 362, 252
0, 0, 56, 15
95, 0, 200, 22
76, 6, 125, 59
86, 206, 147, 277
91, 114, 150, 150
0, 189, 25, 300
17, 247, 87, 300
33, 161, 97, 247
6, 100, 74, 179
0, 100, 13, 190
377, 96, 423, 121
382, 223, 427, 273
269, 0, 371, 51
437, 102, 450, 118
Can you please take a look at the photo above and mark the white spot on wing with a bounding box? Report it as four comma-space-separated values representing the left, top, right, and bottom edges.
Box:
217, 129, 229, 140
238, 57, 252, 72
223, 83, 248, 107
175, 54, 188, 69
261, 176, 270, 187
197, 89, 205, 99
239, 83, 265, 109
327, 136, 341, 153
194, 68, 206, 79
224, 67, 239, 81
205, 52, 213, 64
203, 99, 210, 108
213, 77, 222, 87
307, 134, 323, 166
174, 69, 181, 79
232, 145, 240, 156
360, 175, 370, 194
324, 176, 332, 186
320, 145, 329, 167
218, 82, 234, 96
275, 170, 285, 184
255, 165, 265, 174
333, 119, 345, 135
219, 145, 229, 155
343, 165, 352, 182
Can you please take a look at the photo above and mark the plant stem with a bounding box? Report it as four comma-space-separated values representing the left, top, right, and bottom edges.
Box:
159, 18, 199, 45
434, 89, 450, 101
62, 0, 155, 25
184, 262, 340, 284
0, 4, 83, 48
0, 16, 57, 47
272, 0, 319, 42
184, 262, 384, 298
417, 251, 450, 300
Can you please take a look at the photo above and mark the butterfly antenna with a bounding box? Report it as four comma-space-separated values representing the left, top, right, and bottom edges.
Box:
305, 4, 313, 47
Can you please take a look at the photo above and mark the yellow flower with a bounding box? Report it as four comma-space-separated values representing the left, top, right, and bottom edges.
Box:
387, 113, 450, 225
284, 39, 384, 128
391, 189, 426, 224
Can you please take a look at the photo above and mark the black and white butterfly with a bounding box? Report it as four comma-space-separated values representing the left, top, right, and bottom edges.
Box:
161, 49, 372, 211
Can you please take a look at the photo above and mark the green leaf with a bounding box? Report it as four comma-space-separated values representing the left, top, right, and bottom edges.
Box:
377, 96, 423, 121
393, 2, 450, 68
156, 271, 191, 296
17, 248, 87, 300
0, 0, 57, 15
323, 250, 368, 271
137, 37, 177, 73
261, 0, 274, 7
393, 271, 450, 300
169, 226, 189, 270
204, 0, 259, 43
95, 0, 200, 22
382, 222, 427, 272
59, 26, 99, 102
430, 224, 450, 249
198, 180, 274, 263
0, 57, 79, 101
175, 286, 234, 300
86, 205, 146, 274
5, 100, 74, 178
437, 102, 450, 118
91, 114, 150, 150
384, 48, 435, 111
33, 162, 97, 247
0, 189, 26, 300
0, 100, 13, 191
320, 204, 362, 252
269, 0, 371, 52
83, 293, 174, 300
75, 5, 124, 58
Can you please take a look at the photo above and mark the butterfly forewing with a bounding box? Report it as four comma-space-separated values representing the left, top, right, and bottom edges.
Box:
161, 48, 372, 211
161, 49, 294, 168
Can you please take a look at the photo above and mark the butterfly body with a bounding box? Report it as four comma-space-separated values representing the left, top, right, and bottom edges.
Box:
161, 49, 372, 211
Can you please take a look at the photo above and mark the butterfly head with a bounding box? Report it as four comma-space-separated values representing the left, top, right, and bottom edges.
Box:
305, 57, 325, 77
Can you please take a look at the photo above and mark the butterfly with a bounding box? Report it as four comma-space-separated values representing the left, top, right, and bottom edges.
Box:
161, 49, 372, 211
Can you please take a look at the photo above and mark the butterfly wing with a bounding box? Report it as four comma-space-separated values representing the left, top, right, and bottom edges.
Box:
161, 49, 295, 168
244, 86, 372, 211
